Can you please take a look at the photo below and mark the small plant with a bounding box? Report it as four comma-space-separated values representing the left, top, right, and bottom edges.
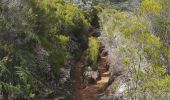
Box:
87, 37, 100, 63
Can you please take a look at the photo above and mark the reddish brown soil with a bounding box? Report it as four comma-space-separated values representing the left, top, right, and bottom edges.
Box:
71, 54, 110, 100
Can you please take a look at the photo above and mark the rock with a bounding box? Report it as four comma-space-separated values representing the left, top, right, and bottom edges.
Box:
59, 68, 71, 84
99, 94, 115, 100
83, 67, 100, 84
59, 61, 73, 84
116, 83, 127, 94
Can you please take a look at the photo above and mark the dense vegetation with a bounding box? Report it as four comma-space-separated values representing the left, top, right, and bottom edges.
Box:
0, 0, 169, 100
99, 0, 170, 99
0, 0, 89, 99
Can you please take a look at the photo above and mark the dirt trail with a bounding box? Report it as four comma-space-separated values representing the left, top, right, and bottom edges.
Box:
71, 54, 110, 100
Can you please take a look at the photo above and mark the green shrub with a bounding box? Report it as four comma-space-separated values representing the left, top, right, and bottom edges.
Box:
87, 37, 99, 63
0, 0, 90, 99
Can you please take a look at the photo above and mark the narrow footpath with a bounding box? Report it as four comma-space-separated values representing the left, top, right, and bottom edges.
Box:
71, 53, 110, 100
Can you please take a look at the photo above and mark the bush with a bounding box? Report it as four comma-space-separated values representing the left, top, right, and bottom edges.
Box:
0, 0, 90, 99
87, 37, 99, 63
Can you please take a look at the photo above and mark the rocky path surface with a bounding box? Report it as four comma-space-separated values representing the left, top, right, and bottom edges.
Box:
71, 53, 110, 100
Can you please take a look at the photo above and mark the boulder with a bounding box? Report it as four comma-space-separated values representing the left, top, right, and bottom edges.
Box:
83, 67, 99, 84
99, 94, 115, 100
59, 61, 73, 84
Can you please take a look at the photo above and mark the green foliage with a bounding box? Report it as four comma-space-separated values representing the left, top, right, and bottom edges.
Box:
30, 0, 89, 35
55, 35, 69, 44
140, 0, 162, 14
0, 0, 169, 99
0, 0, 90, 99
99, 5, 170, 99
87, 37, 99, 63
140, 0, 170, 43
